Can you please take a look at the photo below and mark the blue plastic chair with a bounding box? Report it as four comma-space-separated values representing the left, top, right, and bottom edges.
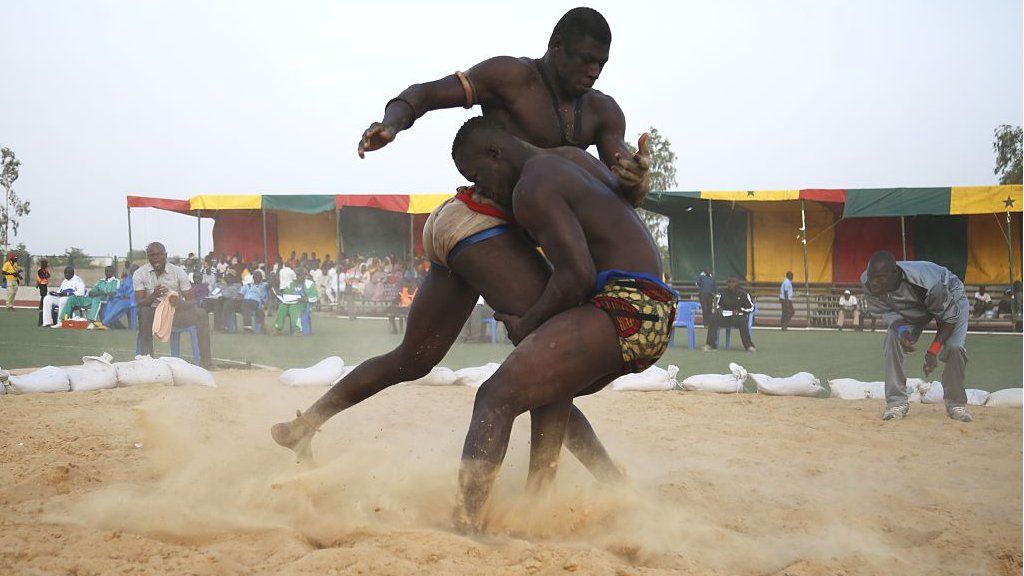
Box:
135, 325, 201, 364
669, 301, 700, 350
482, 317, 510, 344
724, 303, 758, 349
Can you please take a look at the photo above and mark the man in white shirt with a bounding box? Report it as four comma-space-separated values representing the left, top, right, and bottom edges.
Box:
973, 286, 993, 317
836, 289, 859, 331
42, 266, 87, 327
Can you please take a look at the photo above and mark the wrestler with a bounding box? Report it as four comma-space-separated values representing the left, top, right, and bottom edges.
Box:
449, 117, 675, 531
273, 7, 643, 485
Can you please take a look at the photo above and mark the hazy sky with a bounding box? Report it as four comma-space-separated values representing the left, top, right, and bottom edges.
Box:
2, 0, 1021, 257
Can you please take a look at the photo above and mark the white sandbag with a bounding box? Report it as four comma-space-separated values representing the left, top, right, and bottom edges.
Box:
680, 363, 747, 394
0, 366, 8, 394
8, 366, 70, 394
920, 381, 945, 404
405, 367, 458, 386
158, 356, 216, 388
279, 356, 345, 387
453, 363, 501, 388
64, 353, 117, 392
751, 372, 827, 397
985, 388, 1023, 407
114, 355, 175, 387
965, 389, 990, 406
828, 378, 886, 400
611, 365, 679, 392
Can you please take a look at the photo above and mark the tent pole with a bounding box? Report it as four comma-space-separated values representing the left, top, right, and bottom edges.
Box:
336, 208, 342, 313
197, 210, 202, 261
409, 213, 414, 261
708, 200, 716, 278
127, 206, 134, 265
261, 208, 268, 264
1007, 211, 1016, 287
900, 216, 907, 260
801, 199, 811, 325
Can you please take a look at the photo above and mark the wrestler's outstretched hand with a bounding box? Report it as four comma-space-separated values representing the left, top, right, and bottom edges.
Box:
494, 312, 525, 345
611, 133, 651, 206
357, 122, 398, 158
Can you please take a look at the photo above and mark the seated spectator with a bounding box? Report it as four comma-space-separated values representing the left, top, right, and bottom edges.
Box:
836, 289, 860, 331
134, 242, 214, 369
274, 266, 317, 335
702, 275, 756, 352
102, 264, 139, 329
202, 269, 243, 331
240, 270, 269, 333
42, 266, 87, 327
59, 265, 120, 330
973, 286, 993, 317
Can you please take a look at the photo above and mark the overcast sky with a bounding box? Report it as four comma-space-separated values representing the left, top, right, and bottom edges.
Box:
2, 0, 1021, 257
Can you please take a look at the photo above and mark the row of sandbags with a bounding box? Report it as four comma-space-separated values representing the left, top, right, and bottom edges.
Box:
275, 357, 1023, 407
0, 353, 215, 394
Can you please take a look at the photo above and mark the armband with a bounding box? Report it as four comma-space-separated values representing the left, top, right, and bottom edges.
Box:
455, 71, 476, 109
927, 342, 942, 356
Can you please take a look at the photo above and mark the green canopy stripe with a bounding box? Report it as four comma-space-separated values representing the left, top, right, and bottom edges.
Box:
262, 195, 336, 214
843, 188, 951, 218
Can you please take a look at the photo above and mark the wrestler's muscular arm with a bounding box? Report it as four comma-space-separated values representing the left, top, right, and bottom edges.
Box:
357, 57, 531, 157
498, 161, 595, 344
591, 95, 650, 206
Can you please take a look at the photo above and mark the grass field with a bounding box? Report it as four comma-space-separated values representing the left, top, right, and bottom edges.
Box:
1, 308, 1021, 391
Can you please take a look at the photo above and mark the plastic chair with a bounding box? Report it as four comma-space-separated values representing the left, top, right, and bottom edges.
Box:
135, 325, 201, 364
669, 301, 699, 350
724, 303, 758, 349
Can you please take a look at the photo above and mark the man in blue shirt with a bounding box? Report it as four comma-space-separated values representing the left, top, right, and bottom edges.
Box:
779, 271, 794, 330
240, 270, 269, 333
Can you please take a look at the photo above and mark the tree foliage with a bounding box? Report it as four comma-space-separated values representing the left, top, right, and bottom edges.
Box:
628, 127, 677, 278
1, 147, 30, 252
993, 125, 1022, 185
58, 247, 89, 268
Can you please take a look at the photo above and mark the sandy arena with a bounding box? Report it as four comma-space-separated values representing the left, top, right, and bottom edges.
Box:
0, 368, 1020, 576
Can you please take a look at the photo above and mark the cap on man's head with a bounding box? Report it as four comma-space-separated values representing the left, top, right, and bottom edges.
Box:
844, 290, 851, 295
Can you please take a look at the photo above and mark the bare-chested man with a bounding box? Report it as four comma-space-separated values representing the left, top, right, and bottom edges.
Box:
272, 8, 646, 485
450, 117, 676, 530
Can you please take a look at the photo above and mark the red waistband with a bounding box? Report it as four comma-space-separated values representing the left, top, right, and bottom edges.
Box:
455, 187, 515, 224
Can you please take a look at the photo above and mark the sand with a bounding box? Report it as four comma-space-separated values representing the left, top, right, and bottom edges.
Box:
0, 368, 1020, 576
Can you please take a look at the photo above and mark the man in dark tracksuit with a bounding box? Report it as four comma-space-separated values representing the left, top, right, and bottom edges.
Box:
703, 275, 756, 352
696, 268, 715, 327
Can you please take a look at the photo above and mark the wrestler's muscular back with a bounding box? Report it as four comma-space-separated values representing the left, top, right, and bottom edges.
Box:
516, 150, 663, 277
473, 57, 618, 151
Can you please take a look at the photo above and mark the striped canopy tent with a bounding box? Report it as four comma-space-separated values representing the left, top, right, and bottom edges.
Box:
126, 193, 454, 265
641, 185, 1022, 291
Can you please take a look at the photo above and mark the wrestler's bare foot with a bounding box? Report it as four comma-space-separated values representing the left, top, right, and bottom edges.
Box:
271, 410, 318, 463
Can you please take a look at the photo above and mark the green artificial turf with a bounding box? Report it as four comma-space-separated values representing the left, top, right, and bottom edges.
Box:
0, 309, 1020, 391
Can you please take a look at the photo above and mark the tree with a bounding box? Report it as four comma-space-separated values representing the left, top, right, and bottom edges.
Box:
993, 125, 1022, 185
59, 247, 88, 268
628, 127, 677, 278
1, 147, 30, 253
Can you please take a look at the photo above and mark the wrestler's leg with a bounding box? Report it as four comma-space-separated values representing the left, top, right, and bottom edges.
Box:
457, 305, 623, 530
451, 233, 621, 485
271, 268, 478, 459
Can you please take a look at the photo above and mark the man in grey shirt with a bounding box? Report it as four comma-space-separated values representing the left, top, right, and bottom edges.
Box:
133, 242, 214, 368
861, 251, 972, 422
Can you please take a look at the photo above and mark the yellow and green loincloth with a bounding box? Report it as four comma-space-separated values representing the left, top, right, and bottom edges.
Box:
589, 270, 678, 373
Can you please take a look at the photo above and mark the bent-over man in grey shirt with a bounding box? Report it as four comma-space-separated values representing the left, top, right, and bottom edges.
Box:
861, 251, 972, 422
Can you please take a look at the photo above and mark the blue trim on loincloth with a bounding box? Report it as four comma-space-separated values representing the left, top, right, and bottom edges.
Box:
447, 225, 511, 265
593, 269, 679, 298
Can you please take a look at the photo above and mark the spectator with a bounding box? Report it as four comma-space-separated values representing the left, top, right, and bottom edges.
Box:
134, 242, 214, 369
779, 271, 795, 330
973, 285, 993, 317
1012, 281, 1022, 333
703, 275, 756, 352
36, 258, 50, 325
274, 266, 317, 335
3, 252, 22, 312
59, 265, 120, 330
184, 252, 199, 274
240, 270, 269, 332
102, 264, 139, 329
42, 266, 86, 327
203, 269, 244, 331
836, 289, 860, 331
695, 268, 715, 327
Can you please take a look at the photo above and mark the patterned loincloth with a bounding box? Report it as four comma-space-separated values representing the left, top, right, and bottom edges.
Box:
589, 270, 678, 373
